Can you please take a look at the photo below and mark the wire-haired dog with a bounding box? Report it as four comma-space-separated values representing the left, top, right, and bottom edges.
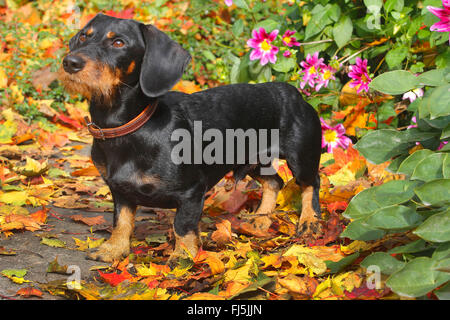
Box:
58, 13, 323, 264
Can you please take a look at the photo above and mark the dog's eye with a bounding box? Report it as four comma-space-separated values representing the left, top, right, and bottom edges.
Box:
112, 39, 125, 48
79, 34, 86, 42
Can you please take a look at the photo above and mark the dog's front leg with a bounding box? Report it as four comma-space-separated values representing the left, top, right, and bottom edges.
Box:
88, 196, 136, 263
168, 188, 205, 266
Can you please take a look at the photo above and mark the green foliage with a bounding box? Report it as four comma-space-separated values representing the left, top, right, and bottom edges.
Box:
345, 69, 450, 298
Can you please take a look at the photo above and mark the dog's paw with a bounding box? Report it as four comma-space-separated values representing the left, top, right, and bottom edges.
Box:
86, 241, 130, 263
296, 217, 323, 243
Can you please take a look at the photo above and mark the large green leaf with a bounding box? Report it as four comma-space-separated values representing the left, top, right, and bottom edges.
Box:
417, 69, 448, 87
388, 239, 429, 254
361, 252, 405, 275
343, 180, 420, 219
369, 71, 419, 95
414, 179, 450, 206
433, 242, 450, 260
435, 282, 450, 300
354, 129, 410, 164
414, 210, 450, 243
364, 205, 422, 230
411, 153, 446, 182
397, 149, 434, 176
387, 257, 450, 297
340, 218, 386, 241
444, 154, 450, 178
427, 84, 450, 119
333, 15, 353, 48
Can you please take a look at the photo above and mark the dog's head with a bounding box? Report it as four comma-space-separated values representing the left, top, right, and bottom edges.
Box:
58, 13, 191, 101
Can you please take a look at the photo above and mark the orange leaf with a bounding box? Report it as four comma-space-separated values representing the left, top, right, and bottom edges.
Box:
30, 207, 48, 224
16, 287, 43, 298
69, 214, 106, 226
71, 165, 100, 177
211, 219, 232, 246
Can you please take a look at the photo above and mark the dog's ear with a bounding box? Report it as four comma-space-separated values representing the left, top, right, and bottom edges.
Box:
139, 24, 191, 97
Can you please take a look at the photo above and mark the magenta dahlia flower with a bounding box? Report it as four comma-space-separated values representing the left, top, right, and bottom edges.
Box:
348, 57, 372, 94
320, 118, 352, 153
281, 30, 301, 47
315, 65, 337, 91
225, 0, 233, 6
427, 0, 450, 43
299, 52, 326, 89
247, 27, 279, 66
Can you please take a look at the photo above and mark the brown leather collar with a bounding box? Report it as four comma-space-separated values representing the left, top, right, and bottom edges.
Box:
84, 100, 158, 140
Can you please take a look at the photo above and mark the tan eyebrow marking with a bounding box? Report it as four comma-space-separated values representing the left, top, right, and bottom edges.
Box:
86, 27, 94, 35
107, 31, 116, 38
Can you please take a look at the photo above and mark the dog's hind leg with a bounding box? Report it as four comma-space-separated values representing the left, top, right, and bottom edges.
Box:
88, 195, 137, 262
249, 171, 284, 215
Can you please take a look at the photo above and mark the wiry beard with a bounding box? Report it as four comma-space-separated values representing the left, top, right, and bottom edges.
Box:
57, 57, 121, 106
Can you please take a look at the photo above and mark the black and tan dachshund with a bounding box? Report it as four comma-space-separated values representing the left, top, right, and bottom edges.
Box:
58, 13, 323, 264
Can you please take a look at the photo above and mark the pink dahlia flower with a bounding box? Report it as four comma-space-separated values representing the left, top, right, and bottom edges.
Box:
281, 30, 301, 47
348, 57, 372, 94
247, 27, 279, 66
320, 118, 352, 153
427, 0, 450, 43
225, 0, 233, 6
299, 52, 326, 89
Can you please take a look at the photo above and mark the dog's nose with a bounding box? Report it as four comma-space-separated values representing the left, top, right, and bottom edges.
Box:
63, 55, 86, 74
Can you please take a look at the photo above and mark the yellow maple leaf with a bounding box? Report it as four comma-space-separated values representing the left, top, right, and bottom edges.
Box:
0, 67, 7, 88
327, 164, 356, 187
276, 179, 302, 211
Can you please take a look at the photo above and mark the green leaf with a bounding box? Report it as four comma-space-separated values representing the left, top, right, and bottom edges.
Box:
333, 15, 353, 48
397, 149, 434, 176
411, 153, 446, 182
202, 50, 216, 61
364, 0, 383, 12
354, 129, 410, 164
343, 180, 420, 219
369, 70, 419, 95
429, 84, 450, 119
441, 124, 450, 140
414, 179, 450, 206
41, 237, 66, 248
384, 0, 404, 13
325, 252, 360, 274
443, 154, 450, 179
272, 56, 296, 73
433, 242, 450, 260
232, 0, 250, 10
1, 268, 27, 278
388, 239, 429, 254
386, 257, 450, 297
340, 219, 386, 241
253, 19, 279, 33
305, 5, 333, 39
417, 69, 448, 87
414, 210, 450, 243
364, 205, 422, 230
435, 282, 450, 300
386, 46, 408, 69
232, 19, 244, 37
361, 252, 405, 275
